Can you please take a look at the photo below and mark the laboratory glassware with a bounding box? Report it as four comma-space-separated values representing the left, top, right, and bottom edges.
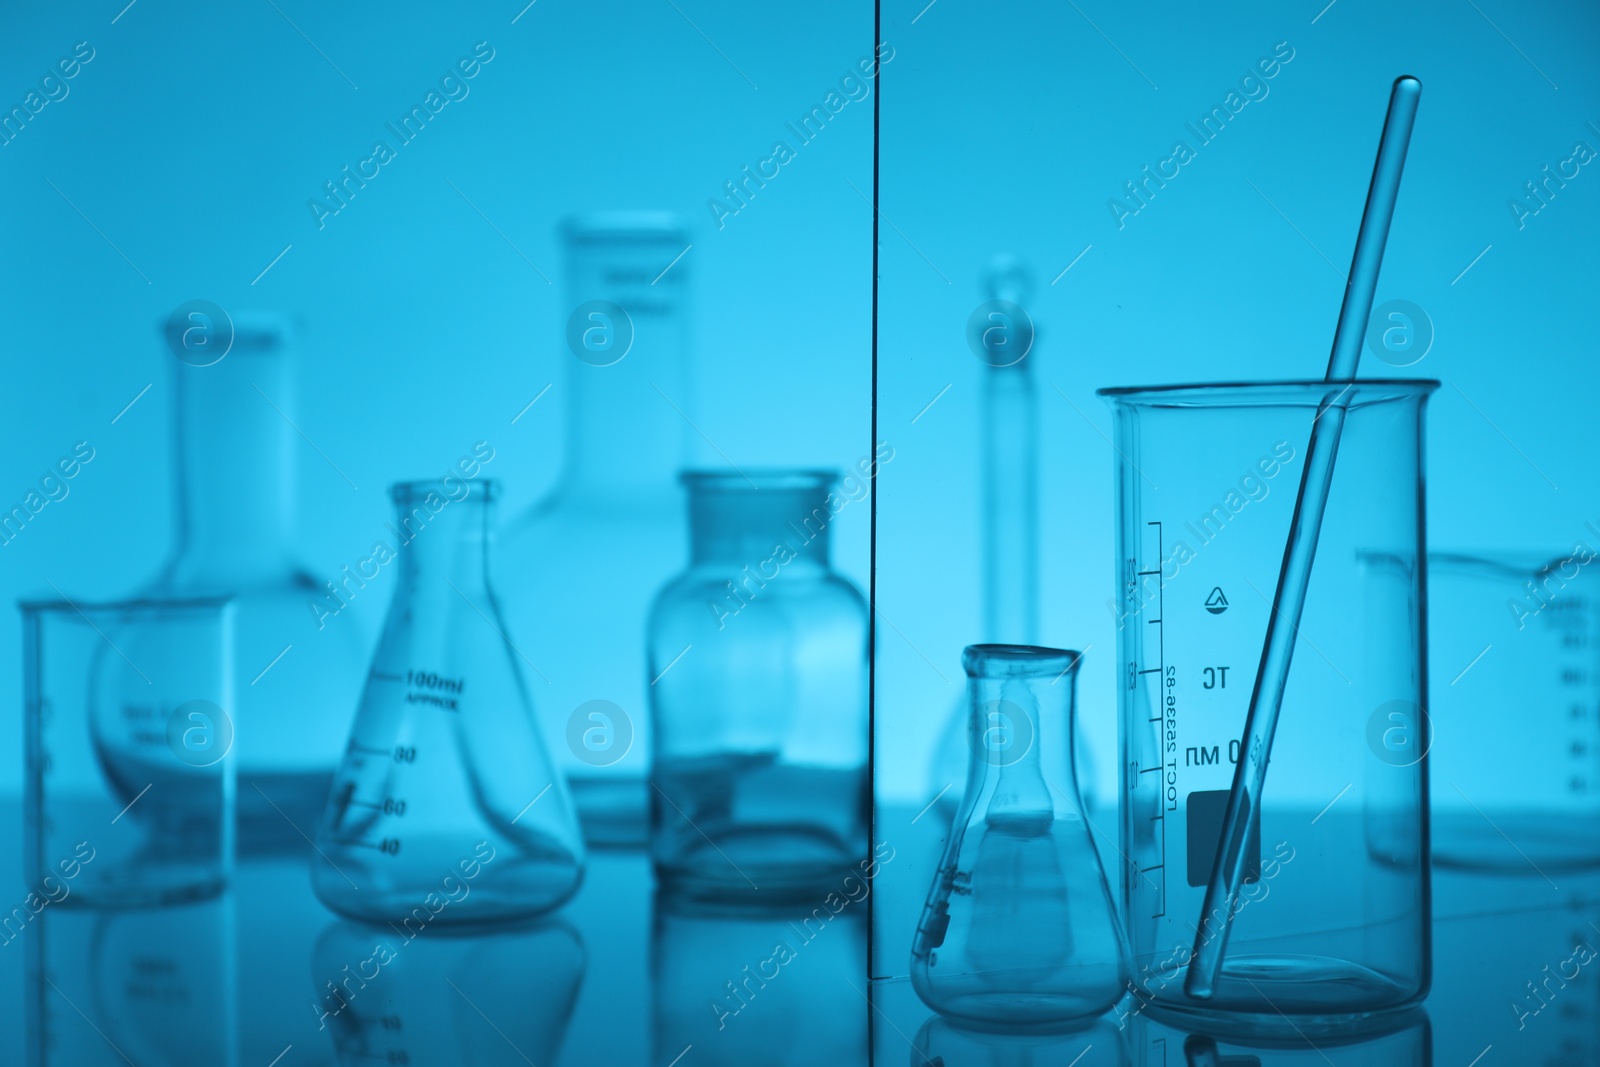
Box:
914, 1015, 1128, 1067
1428, 551, 1600, 871
931, 256, 1100, 820
313, 478, 585, 923
151, 313, 366, 847
653, 889, 867, 1065
1103, 380, 1435, 1022
910, 644, 1127, 1029
497, 212, 692, 842
1127, 1007, 1431, 1065
311, 918, 585, 1067
649, 469, 869, 899
22, 596, 234, 906
1187, 79, 1422, 998
27, 893, 238, 1067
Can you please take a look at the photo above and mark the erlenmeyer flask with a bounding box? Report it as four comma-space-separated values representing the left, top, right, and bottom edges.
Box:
911, 644, 1127, 1030
313, 477, 584, 923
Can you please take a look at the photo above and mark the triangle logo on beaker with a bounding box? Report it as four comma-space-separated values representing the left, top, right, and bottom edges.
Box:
1205, 587, 1229, 615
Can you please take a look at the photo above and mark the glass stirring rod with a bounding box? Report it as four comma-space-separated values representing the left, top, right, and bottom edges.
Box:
1185, 75, 1422, 1000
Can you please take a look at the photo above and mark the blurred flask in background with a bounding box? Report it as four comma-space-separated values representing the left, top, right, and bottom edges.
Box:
151, 312, 366, 851
927, 256, 1096, 824
498, 212, 691, 845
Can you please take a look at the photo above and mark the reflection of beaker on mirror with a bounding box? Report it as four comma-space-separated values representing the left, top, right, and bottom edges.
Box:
27, 894, 238, 1067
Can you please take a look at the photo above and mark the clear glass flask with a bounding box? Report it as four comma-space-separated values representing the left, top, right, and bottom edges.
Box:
497, 212, 691, 844
1427, 551, 1600, 870
911, 644, 1127, 1030
152, 314, 366, 847
23, 596, 234, 905
313, 478, 585, 923
649, 470, 870, 899
1102, 381, 1435, 1023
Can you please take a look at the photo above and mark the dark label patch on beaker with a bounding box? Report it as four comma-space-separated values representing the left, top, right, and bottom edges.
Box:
1186, 788, 1260, 888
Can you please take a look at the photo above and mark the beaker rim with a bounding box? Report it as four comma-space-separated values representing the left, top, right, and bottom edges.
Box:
1096, 379, 1440, 405
963, 644, 1083, 678
18, 594, 233, 618
680, 469, 837, 492
390, 478, 498, 504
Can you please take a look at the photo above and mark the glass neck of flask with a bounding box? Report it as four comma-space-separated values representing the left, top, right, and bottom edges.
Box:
963, 645, 1080, 825
981, 364, 1038, 643
686, 474, 834, 571
390, 481, 495, 595
169, 347, 294, 581
558, 233, 690, 501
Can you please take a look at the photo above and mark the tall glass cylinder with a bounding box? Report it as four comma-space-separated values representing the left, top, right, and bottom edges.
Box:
498, 212, 691, 843
648, 470, 869, 899
1101, 380, 1435, 1025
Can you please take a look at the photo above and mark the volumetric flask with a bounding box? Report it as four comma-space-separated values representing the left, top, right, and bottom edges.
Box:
1102, 380, 1435, 1024
911, 645, 1127, 1030
152, 314, 367, 846
649, 470, 870, 900
1428, 551, 1600, 871
313, 478, 585, 923
22, 597, 234, 906
498, 212, 692, 843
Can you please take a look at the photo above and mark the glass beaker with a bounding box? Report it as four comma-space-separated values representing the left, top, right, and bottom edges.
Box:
22, 596, 234, 906
910, 644, 1127, 1030
313, 478, 585, 923
1427, 551, 1600, 871
648, 470, 870, 899
151, 313, 367, 848
1101, 380, 1436, 1023
497, 212, 692, 844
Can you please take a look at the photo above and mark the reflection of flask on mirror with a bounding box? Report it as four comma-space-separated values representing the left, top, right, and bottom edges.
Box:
148, 314, 366, 850
314, 478, 584, 924
497, 212, 693, 844
654, 888, 867, 1066
311, 917, 585, 1067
